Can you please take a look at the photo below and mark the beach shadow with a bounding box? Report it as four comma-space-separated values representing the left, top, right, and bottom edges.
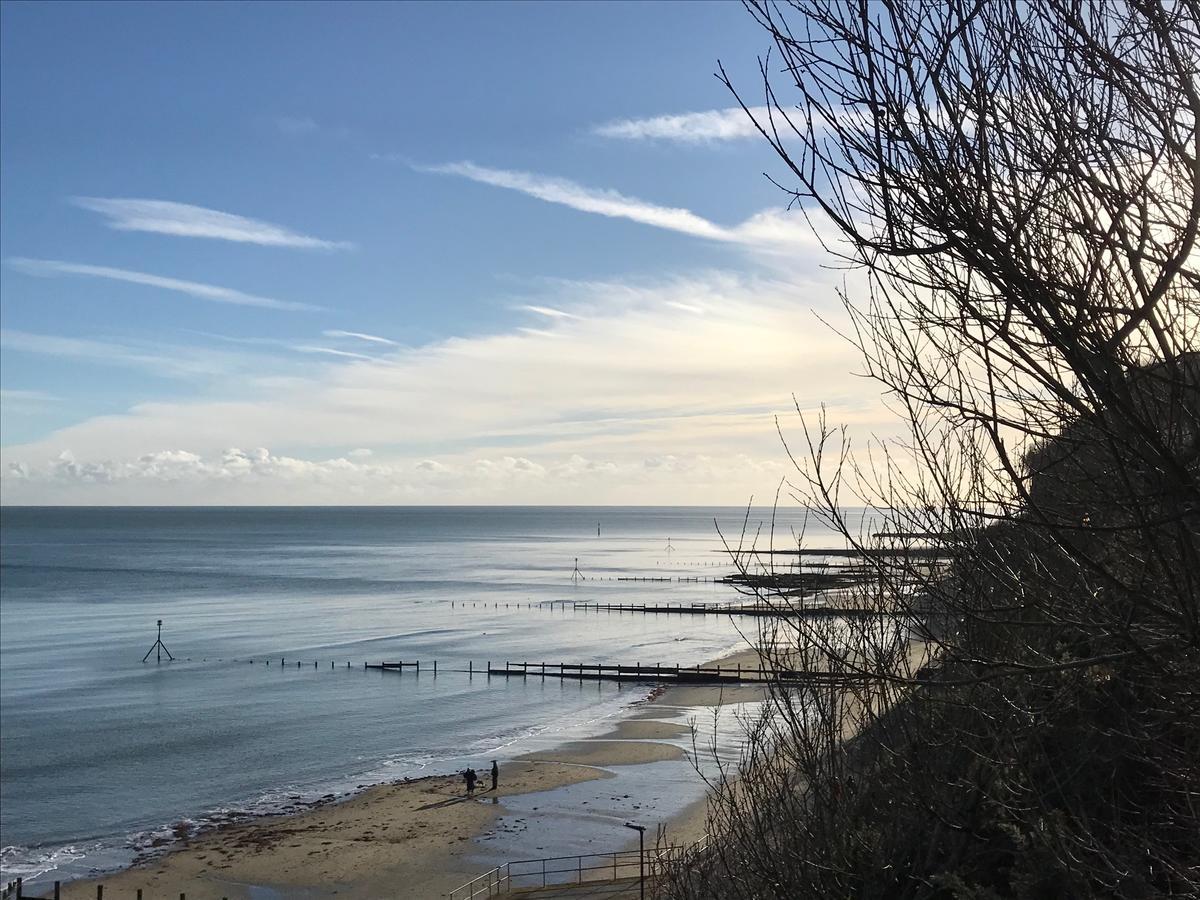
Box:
415, 796, 474, 811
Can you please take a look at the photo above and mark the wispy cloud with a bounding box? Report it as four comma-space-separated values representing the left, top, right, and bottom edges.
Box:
6, 258, 321, 312
0, 329, 265, 380
519, 305, 580, 320
274, 115, 318, 136
70, 197, 352, 250
0, 388, 58, 403
592, 106, 770, 143
421, 161, 813, 250
517, 327, 558, 338
424, 161, 729, 240
293, 346, 380, 362
322, 329, 399, 346
0, 388, 59, 414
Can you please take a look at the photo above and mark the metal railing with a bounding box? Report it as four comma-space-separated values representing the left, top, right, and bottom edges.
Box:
448, 836, 709, 899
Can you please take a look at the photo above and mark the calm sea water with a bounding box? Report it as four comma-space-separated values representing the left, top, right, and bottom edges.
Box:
0, 506, 843, 885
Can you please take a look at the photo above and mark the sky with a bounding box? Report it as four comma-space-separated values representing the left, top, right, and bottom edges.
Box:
0, 0, 891, 505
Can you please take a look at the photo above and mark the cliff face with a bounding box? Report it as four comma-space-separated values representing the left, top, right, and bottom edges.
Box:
1020, 353, 1199, 653
1024, 353, 1198, 526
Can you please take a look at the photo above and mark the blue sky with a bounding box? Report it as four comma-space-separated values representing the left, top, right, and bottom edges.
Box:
1, 1, 886, 504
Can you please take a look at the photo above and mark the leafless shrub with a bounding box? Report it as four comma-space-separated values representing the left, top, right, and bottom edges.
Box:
660, 1, 1199, 896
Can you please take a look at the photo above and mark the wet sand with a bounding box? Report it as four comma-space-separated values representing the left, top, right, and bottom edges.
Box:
57, 645, 768, 900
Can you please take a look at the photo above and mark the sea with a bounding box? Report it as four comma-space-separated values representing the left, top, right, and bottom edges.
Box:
0, 505, 845, 887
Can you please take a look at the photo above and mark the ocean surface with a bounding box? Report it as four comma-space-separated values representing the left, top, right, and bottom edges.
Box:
0, 505, 846, 886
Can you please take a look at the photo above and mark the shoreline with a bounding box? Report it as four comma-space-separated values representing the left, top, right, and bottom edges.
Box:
41, 644, 764, 899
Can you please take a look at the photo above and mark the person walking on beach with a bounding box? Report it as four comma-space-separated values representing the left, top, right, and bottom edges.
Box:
465, 767, 477, 796
490, 760, 499, 792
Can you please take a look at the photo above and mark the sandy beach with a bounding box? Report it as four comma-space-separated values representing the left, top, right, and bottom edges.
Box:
59, 761, 606, 900
54, 646, 766, 900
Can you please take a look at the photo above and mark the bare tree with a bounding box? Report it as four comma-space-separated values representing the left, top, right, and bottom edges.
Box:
662, 1, 1199, 897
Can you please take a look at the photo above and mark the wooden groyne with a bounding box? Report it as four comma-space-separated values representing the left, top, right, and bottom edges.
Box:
570, 601, 882, 618
728, 547, 949, 559
364, 660, 431, 673
487, 660, 867, 686
3, 880, 217, 900
158, 656, 868, 687
720, 571, 873, 592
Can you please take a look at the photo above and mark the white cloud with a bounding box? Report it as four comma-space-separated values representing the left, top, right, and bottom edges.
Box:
1, 270, 895, 504
5, 258, 320, 312
1, 445, 799, 505
70, 197, 351, 250
592, 106, 770, 143
322, 330, 399, 345
421, 161, 814, 250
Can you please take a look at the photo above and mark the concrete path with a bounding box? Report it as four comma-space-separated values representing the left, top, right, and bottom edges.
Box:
506, 876, 647, 897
